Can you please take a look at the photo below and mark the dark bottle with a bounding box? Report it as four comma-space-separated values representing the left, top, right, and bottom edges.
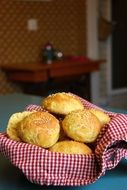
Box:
43, 43, 55, 64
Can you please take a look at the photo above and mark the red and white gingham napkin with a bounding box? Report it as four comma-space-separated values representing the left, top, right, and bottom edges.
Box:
0, 95, 127, 186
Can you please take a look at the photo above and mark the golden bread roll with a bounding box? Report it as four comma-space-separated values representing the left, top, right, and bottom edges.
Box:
41, 92, 84, 115
62, 109, 101, 143
6, 111, 34, 141
17, 111, 60, 148
49, 140, 92, 154
89, 108, 110, 126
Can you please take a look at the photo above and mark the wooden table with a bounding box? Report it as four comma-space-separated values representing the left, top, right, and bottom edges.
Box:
1, 58, 104, 100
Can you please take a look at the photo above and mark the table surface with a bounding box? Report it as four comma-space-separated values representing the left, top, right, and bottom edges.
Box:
1, 59, 103, 82
0, 93, 127, 190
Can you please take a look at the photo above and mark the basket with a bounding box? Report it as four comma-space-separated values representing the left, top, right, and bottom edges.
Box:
0, 95, 127, 186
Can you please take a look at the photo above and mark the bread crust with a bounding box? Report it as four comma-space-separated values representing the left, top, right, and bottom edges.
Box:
89, 108, 110, 126
49, 140, 92, 154
62, 109, 101, 143
41, 92, 84, 115
6, 111, 34, 141
17, 111, 60, 148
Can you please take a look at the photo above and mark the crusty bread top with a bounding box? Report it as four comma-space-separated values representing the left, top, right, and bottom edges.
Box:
17, 111, 60, 148
89, 108, 110, 126
49, 140, 92, 155
62, 109, 101, 143
41, 92, 84, 115
6, 111, 34, 141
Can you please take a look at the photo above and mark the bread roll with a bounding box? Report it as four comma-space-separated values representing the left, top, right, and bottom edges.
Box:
17, 111, 60, 148
62, 109, 101, 143
49, 140, 92, 155
41, 92, 84, 115
89, 108, 110, 126
6, 111, 34, 141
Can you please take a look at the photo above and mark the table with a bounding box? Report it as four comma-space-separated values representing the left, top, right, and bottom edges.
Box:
1, 58, 104, 100
0, 93, 127, 190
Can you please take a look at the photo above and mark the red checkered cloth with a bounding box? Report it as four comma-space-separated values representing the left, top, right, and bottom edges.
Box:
0, 95, 127, 186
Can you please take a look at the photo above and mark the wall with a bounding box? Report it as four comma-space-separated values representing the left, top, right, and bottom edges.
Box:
98, 0, 110, 99
0, 0, 87, 94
